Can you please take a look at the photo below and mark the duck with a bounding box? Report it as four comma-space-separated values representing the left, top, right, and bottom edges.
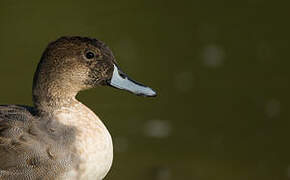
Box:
0, 36, 156, 180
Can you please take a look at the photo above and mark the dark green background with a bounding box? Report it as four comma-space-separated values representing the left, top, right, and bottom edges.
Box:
0, 0, 290, 179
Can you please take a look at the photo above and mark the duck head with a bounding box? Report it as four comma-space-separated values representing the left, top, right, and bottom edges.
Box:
32, 36, 156, 109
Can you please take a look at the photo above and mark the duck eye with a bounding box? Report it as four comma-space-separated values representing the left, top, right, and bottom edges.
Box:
85, 52, 95, 59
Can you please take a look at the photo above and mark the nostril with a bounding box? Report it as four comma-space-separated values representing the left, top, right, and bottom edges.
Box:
119, 72, 127, 79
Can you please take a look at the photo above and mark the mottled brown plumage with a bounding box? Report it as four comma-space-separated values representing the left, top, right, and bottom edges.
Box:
0, 105, 79, 179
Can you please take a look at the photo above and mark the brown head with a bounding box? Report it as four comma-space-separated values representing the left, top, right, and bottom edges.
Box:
32, 36, 156, 111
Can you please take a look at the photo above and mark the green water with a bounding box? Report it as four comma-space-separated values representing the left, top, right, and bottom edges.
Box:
0, 0, 290, 179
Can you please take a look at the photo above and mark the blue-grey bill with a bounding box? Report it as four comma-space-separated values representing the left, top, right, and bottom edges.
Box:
109, 64, 157, 97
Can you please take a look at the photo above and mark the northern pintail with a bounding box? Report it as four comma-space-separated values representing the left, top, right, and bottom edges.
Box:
0, 36, 156, 180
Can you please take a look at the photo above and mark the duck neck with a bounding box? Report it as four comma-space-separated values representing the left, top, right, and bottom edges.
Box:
33, 82, 79, 112
32, 66, 81, 112
32, 56, 85, 113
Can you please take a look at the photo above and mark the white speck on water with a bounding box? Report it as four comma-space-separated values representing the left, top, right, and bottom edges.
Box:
265, 99, 280, 118
144, 119, 171, 138
156, 168, 171, 180
286, 165, 290, 178
202, 44, 225, 68
174, 71, 194, 93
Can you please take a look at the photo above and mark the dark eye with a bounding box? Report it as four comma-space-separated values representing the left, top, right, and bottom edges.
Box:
85, 52, 95, 59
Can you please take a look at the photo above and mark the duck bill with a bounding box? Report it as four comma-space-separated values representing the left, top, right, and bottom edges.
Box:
108, 64, 157, 97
